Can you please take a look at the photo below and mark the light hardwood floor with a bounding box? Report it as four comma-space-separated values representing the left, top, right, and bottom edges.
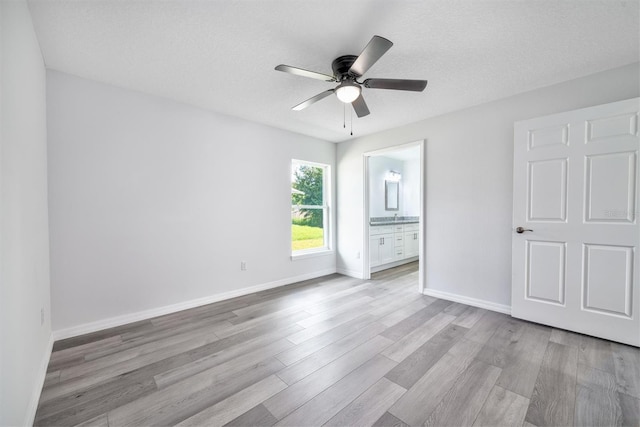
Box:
35, 263, 640, 426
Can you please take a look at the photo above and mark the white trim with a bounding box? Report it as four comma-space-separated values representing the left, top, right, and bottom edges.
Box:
362, 141, 425, 157
52, 268, 336, 340
418, 141, 426, 294
291, 158, 329, 169
336, 267, 365, 279
290, 250, 334, 261
363, 155, 371, 280
294, 205, 325, 209
26, 333, 54, 426
423, 288, 512, 315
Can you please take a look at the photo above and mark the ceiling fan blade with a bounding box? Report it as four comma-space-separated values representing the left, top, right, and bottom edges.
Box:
292, 89, 335, 111
351, 94, 370, 118
348, 35, 393, 77
275, 64, 336, 82
363, 78, 428, 92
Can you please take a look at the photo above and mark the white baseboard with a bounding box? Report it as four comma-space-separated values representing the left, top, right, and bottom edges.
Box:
53, 268, 336, 341
336, 267, 365, 279
26, 332, 54, 426
423, 288, 511, 315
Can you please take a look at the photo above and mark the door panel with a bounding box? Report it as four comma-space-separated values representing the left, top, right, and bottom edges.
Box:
512, 98, 640, 346
528, 124, 569, 150
526, 240, 566, 305
585, 152, 636, 223
583, 244, 633, 318
586, 112, 638, 142
527, 158, 568, 222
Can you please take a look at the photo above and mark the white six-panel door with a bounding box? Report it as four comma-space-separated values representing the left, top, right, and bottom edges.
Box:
512, 98, 640, 346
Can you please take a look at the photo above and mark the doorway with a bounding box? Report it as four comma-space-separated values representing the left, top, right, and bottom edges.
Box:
363, 140, 425, 293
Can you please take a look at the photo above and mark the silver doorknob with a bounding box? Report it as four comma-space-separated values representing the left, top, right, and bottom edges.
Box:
516, 227, 533, 234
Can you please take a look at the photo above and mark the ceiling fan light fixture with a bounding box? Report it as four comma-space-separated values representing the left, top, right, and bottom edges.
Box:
335, 81, 361, 103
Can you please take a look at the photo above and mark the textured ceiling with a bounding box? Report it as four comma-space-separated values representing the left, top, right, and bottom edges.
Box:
27, 0, 640, 142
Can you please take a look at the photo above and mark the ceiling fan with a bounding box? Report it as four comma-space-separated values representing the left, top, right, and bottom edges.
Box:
275, 35, 428, 118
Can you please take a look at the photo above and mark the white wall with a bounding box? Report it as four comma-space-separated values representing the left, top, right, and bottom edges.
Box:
368, 155, 421, 218
47, 71, 336, 334
0, 1, 52, 425
368, 156, 404, 217
337, 63, 640, 308
401, 157, 420, 217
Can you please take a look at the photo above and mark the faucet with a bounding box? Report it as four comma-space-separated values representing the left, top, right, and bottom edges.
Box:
394, 214, 398, 222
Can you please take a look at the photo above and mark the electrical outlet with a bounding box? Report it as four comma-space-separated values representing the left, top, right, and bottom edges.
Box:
356, 251, 361, 259
40, 308, 44, 326
240, 261, 247, 271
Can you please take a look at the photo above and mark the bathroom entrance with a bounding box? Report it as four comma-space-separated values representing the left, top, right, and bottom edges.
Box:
363, 141, 425, 292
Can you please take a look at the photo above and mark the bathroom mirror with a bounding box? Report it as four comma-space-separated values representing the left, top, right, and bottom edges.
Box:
385, 181, 399, 211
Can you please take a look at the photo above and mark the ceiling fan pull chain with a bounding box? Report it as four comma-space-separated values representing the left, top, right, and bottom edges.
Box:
350, 108, 353, 136
343, 104, 346, 129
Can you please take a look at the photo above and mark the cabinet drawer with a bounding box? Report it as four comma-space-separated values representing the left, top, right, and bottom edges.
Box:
370, 225, 394, 235
404, 223, 419, 232
395, 247, 404, 258
394, 233, 404, 247
393, 224, 404, 233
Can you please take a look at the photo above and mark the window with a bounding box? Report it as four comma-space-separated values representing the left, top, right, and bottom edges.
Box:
291, 160, 330, 255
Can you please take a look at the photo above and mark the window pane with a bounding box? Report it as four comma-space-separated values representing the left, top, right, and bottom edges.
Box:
292, 208, 324, 251
291, 164, 324, 210
292, 161, 325, 252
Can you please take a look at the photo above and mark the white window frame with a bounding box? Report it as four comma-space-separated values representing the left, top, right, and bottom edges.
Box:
291, 159, 332, 259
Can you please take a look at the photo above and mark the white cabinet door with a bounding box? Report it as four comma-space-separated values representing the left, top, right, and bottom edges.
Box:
404, 231, 419, 258
512, 98, 639, 346
369, 236, 381, 267
379, 233, 395, 265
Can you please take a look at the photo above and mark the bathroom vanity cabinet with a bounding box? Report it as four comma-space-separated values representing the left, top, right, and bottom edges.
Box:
370, 221, 419, 270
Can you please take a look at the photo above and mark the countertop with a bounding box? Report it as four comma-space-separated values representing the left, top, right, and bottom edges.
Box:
369, 220, 419, 225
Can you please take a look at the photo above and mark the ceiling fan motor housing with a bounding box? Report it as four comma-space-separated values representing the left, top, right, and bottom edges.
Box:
332, 55, 359, 80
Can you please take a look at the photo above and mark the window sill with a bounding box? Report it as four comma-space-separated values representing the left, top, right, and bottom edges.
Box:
291, 249, 334, 261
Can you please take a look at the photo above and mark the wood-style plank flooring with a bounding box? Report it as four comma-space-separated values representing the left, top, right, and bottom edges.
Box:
35, 263, 640, 426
